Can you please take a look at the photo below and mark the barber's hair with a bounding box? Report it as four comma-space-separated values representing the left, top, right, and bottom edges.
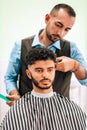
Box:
50, 3, 76, 17
26, 48, 56, 66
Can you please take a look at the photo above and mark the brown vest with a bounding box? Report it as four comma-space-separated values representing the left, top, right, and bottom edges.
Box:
19, 35, 72, 98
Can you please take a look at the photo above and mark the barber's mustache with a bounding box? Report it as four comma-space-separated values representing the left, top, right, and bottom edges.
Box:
52, 34, 61, 39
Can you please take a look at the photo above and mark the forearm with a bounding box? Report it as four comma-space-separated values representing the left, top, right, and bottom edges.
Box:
5, 78, 19, 94
72, 62, 86, 80
56, 56, 86, 80
67, 59, 86, 80
70, 42, 87, 80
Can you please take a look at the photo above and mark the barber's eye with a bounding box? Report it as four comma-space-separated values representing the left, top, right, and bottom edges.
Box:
65, 28, 70, 32
55, 23, 62, 28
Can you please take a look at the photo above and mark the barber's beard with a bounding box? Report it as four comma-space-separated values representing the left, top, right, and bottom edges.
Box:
30, 74, 53, 90
46, 28, 61, 42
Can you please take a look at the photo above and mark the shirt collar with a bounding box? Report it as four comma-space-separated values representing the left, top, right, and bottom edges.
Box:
31, 90, 54, 98
32, 30, 61, 50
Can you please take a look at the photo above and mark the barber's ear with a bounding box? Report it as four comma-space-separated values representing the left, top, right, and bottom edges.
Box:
45, 14, 51, 24
25, 69, 31, 79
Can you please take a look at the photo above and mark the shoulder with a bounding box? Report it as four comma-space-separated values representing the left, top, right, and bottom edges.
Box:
70, 41, 78, 48
61, 39, 78, 49
22, 35, 35, 43
56, 93, 86, 116
12, 40, 21, 50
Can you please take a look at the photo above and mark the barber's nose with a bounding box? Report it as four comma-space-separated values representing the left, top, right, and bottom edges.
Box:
57, 29, 65, 38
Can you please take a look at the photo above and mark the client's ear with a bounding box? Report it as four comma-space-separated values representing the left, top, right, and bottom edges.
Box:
25, 69, 31, 79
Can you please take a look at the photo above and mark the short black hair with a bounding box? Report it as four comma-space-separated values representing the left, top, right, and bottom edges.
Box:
50, 3, 76, 17
26, 48, 56, 66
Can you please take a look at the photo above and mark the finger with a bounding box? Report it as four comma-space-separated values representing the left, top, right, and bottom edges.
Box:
56, 57, 63, 62
6, 96, 14, 101
56, 63, 62, 70
6, 95, 20, 100
6, 101, 15, 107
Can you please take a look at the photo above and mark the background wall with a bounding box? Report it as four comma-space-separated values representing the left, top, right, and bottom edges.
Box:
0, 0, 87, 60
0, 0, 87, 123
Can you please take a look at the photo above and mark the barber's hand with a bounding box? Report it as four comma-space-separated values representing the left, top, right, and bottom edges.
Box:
6, 94, 21, 107
56, 56, 79, 72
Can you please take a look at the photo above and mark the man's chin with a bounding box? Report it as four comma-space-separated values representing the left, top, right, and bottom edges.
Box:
50, 38, 60, 43
37, 85, 51, 90
53, 37, 60, 41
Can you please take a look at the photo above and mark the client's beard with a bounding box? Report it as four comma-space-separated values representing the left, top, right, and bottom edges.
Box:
30, 74, 52, 90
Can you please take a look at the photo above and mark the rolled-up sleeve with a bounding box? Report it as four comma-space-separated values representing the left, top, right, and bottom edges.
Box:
71, 42, 87, 86
4, 40, 21, 94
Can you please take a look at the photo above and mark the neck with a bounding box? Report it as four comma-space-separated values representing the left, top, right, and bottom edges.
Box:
39, 29, 52, 47
33, 86, 53, 94
31, 89, 54, 98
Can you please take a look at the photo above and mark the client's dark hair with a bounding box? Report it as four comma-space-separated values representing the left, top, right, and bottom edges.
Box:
26, 48, 56, 66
